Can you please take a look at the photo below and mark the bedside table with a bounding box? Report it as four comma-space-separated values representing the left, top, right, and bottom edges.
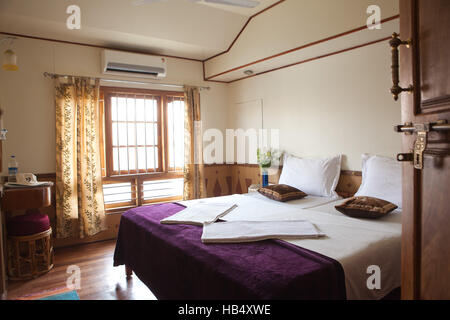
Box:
1, 184, 54, 281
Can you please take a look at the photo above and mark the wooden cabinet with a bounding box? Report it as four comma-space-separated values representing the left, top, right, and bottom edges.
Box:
2, 186, 52, 212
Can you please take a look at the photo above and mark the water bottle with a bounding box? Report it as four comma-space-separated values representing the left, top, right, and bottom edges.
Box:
262, 170, 269, 187
8, 155, 18, 182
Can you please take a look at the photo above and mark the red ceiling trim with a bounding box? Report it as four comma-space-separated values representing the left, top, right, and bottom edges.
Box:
204, 14, 400, 80
203, 0, 286, 62
0, 31, 204, 63
226, 36, 392, 84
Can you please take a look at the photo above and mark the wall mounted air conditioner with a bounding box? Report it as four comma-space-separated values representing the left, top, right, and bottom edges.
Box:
101, 49, 167, 79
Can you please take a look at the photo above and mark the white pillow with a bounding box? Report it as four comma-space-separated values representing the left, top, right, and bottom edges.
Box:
278, 154, 342, 197
354, 154, 402, 208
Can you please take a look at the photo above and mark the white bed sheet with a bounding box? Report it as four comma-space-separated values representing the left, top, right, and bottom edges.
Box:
287, 199, 401, 300
179, 194, 401, 300
179, 192, 340, 212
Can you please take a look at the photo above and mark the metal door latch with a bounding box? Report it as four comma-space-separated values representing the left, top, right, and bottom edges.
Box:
396, 125, 428, 169
413, 130, 427, 169
394, 121, 449, 170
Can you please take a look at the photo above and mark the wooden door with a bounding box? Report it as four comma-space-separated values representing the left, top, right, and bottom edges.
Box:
399, 0, 450, 299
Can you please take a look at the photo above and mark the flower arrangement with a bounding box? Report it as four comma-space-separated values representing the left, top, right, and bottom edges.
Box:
257, 148, 279, 186
256, 148, 275, 170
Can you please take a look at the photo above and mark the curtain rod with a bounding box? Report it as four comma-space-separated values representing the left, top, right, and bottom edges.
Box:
42, 72, 210, 90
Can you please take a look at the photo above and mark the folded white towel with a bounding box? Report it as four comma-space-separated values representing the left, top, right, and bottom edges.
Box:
201, 220, 325, 243
160, 202, 237, 226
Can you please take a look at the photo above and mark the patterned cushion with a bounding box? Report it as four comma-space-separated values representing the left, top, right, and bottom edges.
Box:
258, 184, 307, 202
335, 196, 398, 219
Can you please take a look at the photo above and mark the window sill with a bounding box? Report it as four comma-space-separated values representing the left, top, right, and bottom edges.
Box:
103, 172, 183, 181
105, 197, 182, 215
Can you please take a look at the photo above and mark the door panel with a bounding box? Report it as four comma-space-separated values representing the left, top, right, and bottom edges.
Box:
418, 0, 450, 109
400, 0, 450, 300
421, 154, 450, 299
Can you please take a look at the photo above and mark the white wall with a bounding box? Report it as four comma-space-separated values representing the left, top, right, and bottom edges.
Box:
228, 40, 402, 171
0, 35, 403, 174
0, 37, 229, 174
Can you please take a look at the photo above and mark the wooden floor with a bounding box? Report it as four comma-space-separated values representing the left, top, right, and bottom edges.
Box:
5, 240, 157, 300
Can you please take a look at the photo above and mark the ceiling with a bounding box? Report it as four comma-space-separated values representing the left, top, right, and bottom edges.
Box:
0, 0, 281, 60
200, 0, 280, 16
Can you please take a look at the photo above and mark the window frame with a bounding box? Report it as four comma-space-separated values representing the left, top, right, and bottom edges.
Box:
100, 86, 185, 213
165, 94, 187, 173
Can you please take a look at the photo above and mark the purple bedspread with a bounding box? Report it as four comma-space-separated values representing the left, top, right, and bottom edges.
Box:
113, 203, 346, 300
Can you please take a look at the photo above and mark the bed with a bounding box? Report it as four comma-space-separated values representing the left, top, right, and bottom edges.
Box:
113, 193, 401, 300
113, 153, 402, 300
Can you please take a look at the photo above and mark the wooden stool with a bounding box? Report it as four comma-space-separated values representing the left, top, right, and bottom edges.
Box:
7, 228, 54, 280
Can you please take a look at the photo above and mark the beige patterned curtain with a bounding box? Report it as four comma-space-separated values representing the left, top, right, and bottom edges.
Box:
183, 86, 206, 200
55, 77, 106, 238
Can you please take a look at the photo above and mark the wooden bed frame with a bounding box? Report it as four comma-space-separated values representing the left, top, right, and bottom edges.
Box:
267, 167, 362, 198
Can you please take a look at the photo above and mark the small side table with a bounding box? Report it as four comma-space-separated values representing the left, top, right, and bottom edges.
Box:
1, 184, 53, 280
2, 185, 52, 212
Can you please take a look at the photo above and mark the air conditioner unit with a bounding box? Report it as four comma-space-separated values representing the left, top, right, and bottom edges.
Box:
101, 49, 167, 79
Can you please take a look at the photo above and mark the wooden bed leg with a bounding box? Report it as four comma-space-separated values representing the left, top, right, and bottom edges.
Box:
125, 265, 132, 279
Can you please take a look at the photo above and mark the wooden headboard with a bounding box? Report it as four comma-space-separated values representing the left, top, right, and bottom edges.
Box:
268, 168, 362, 198
335, 170, 362, 198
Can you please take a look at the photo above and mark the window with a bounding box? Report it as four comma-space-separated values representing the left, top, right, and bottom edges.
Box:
100, 87, 185, 213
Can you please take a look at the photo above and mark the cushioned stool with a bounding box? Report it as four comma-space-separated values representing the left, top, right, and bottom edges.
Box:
7, 210, 54, 280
